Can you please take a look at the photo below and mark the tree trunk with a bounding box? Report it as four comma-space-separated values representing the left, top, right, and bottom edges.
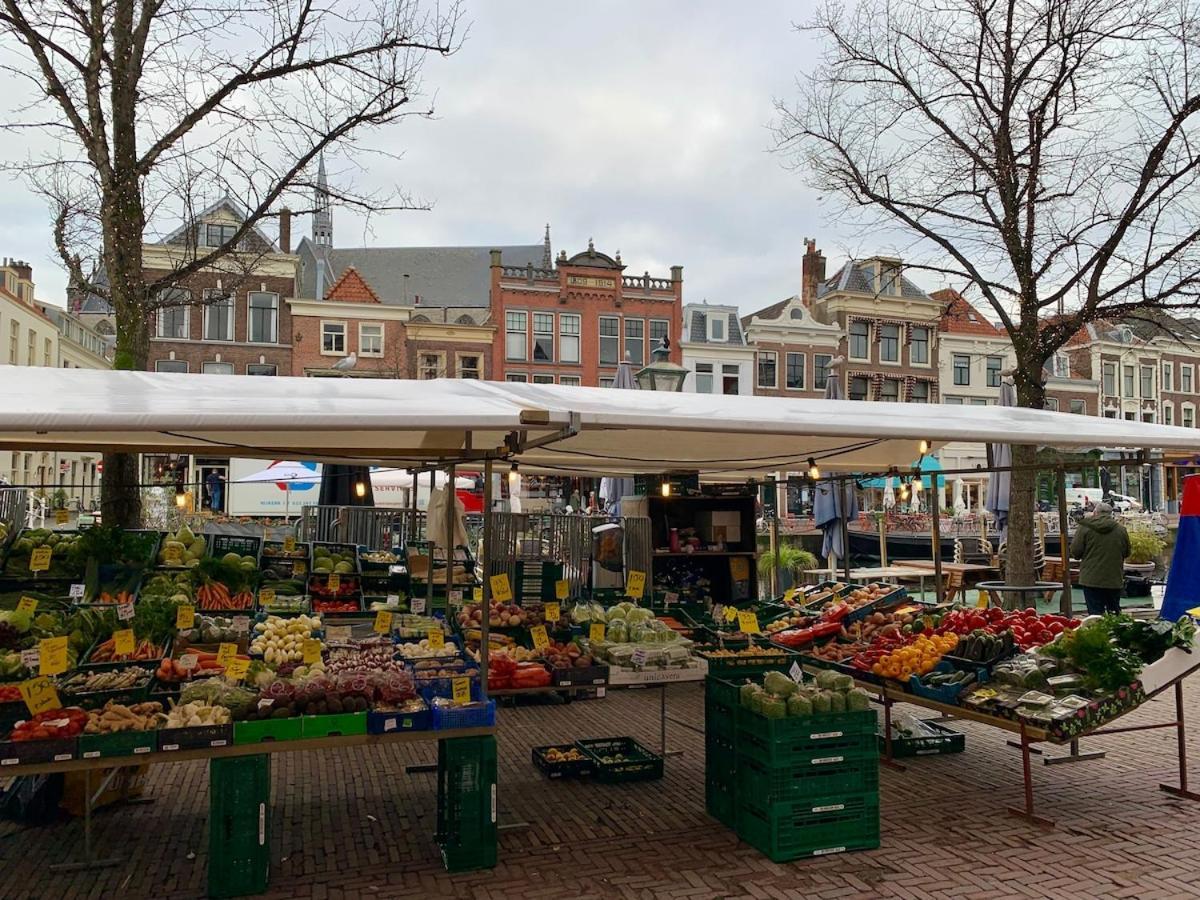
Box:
101, 304, 148, 528
1005, 443, 1038, 585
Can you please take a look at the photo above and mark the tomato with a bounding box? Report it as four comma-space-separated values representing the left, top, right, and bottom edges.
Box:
1048, 622, 1064, 635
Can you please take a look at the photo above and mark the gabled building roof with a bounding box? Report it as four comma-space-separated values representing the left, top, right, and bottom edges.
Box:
157, 196, 277, 252
933, 289, 1002, 337
740, 297, 791, 329
682, 303, 745, 345
816, 258, 930, 300
323, 266, 380, 303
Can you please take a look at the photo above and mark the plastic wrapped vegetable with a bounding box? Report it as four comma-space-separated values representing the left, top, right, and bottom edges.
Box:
739, 681, 759, 706
814, 669, 841, 691
846, 688, 871, 711
760, 696, 787, 719
786, 693, 813, 717
811, 690, 832, 714
829, 690, 846, 713
763, 671, 797, 698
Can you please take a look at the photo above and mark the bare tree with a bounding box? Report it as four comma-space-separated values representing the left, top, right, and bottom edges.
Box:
778, 0, 1200, 584
0, 0, 461, 526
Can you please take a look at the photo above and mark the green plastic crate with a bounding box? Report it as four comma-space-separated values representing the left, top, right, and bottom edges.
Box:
704, 676, 744, 709
209, 755, 270, 898
233, 717, 302, 745
737, 706, 878, 746
576, 737, 664, 783
78, 729, 157, 759
879, 720, 965, 757
706, 776, 737, 828
299, 711, 367, 738
437, 735, 498, 873
705, 698, 737, 741
705, 731, 737, 784
738, 728, 878, 768
736, 792, 879, 862
736, 752, 879, 805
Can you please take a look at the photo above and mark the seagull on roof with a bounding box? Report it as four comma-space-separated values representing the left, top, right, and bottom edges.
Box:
332, 352, 357, 373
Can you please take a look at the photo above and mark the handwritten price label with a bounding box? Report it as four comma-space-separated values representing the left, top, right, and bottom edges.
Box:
544, 602, 560, 622
490, 574, 513, 603
20, 677, 61, 716
626, 570, 646, 599
663, 591, 679, 606
20, 648, 40, 670
427, 629, 445, 650
374, 610, 393, 634
737, 610, 760, 634
530, 625, 549, 650
723, 605, 739, 623
29, 547, 52, 573
16, 596, 37, 615
449, 589, 464, 606
326, 625, 352, 643
69, 583, 86, 599
451, 677, 471, 704
113, 629, 135, 656
473, 587, 483, 603
178, 653, 199, 671
554, 580, 570, 600
283, 535, 297, 553
216, 643, 238, 668
39, 636, 69, 676
589, 622, 606, 642
232, 616, 250, 634
410, 596, 426, 614
55, 508, 69, 525
386, 594, 400, 608
327, 573, 341, 591
258, 589, 276, 606
117, 601, 135, 621
302, 639, 322, 664
224, 657, 250, 682
783, 588, 797, 604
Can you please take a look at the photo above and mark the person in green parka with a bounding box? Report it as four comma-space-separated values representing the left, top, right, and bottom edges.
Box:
1070, 502, 1131, 615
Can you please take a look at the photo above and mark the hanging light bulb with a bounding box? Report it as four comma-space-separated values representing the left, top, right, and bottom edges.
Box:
354, 478, 367, 499
508, 463, 519, 486
175, 488, 187, 509
918, 439, 930, 456
899, 480, 910, 501
661, 481, 671, 497
911, 477, 923, 493
807, 458, 821, 480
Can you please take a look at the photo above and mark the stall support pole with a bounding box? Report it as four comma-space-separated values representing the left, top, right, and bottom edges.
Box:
878, 514, 888, 568
480, 459, 492, 697
1042, 737, 1106, 766
879, 692, 905, 772
1160, 680, 1200, 801
1056, 466, 1073, 617
445, 463, 455, 610
426, 469, 434, 611
931, 496, 943, 603
407, 467, 418, 546
657, 685, 684, 758
1006, 725, 1055, 828
49, 767, 131, 871
840, 481, 851, 582
769, 507, 781, 598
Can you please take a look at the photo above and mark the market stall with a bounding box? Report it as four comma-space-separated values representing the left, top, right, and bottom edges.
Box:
2, 367, 1200, 876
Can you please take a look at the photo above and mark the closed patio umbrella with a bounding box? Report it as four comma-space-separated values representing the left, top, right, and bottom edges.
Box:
985, 379, 1017, 542
598, 357, 637, 516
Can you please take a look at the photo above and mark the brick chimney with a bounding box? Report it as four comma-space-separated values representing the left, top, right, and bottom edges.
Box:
11, 259, 32, 282
801, 238, 825, 304
279, 208, 292, 254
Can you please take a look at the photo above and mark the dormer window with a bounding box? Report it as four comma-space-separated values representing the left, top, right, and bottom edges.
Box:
790, 307, 804, 320
709, 315, 726, 342
205, 223, 239, 248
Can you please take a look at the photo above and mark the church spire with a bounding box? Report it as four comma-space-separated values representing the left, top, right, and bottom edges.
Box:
313, 154, 333, 247
542, 223, 552, 269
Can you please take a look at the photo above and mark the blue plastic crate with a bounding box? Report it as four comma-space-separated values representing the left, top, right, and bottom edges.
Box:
432, 700, 496, 730
367, 705, 431, 734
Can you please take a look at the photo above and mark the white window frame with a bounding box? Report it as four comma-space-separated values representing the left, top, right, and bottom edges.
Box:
358, 322, 384, 357
953, 354, 970, 386
879, 377, 901, 402
558, 375, 581, 386
943, 396, 964, 405
910, 380, 930, 403
417, 350, 445, 380
201, 361, 234, 375
878, 323, 901, 365
155, 359, 188, 373
1163, 361, 1174, 393
559, 313, 581, 364
204, 223, 238, 248
246, 291, 279, 344
1182, 364, 1195, 394
505, 372, 528, 383
848, 375, 870, 401
505, 310, 528, 361
320, 320, 347, 356
694, 362, 713, 394
1163, 401, 1174, 425
785, 352, 806, 391
986, 356, 1003, 387
1052, 353, 1070, 378
456, 352, 482, 379
599, 316, 620, 366
246, 363, 277, 376
203, 290, 235, 342
157, 303, 190, 340
707, 315, 726, 343
848, 321, 870, 361
1102, 361, 1117, 396
532, 373, 555, 385
1044, 397, 1059, 411
1122, 365, 1135, 397
649, 318, 670, 350
1183, 403, 1196, 428
721, 364, 740, 396
1139, 364, 1154, 399
909, 326, 930, 366
757, 351, 778, 389
625, 317, 645, 366
813, 353, 832, 391
533, 311, 555, 363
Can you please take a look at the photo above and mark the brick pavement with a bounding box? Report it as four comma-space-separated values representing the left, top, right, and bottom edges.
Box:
1, 681, 1199, 899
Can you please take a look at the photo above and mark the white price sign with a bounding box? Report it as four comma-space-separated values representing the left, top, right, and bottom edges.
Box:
69, 583, 86, 599
232, 616, 251, 633
178, 653, 199, 671
117, 601, 136, 621
386, 594, 400, 608
411, 596, 427, 614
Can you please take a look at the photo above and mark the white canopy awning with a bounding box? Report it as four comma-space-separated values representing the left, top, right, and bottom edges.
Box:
0, 367, 1196, 479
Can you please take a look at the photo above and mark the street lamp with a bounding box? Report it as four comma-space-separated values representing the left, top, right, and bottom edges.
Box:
635, 338, 688, 392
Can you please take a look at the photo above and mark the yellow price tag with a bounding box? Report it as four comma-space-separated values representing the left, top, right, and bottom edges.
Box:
302, 638, 322, 664
176, 604, 195, 630
451, 676, 471, 704
782, 588, 796, 604
17, 596, 37, 615
626, 570, 646, 599
216, 642, 238, 668
224, 657, 250, 682
554, 580, 570, 600
427, 628, 445, 650
29, 546, 52, 573
374, 610, 393, 634
163, 544, 182, 565
39, 636, 69, 676
589, 622, 606, 642
258, 588, 276, 606
283, 535, 297, 552
113, 629, 135, 657
976, 593, 990, 610
737, 610, 761, 634
490, 574, 513, 603
473, 587, 484, 603
1187, 605, 1200, 618
730, 557, 750, 581
530, 624, 549, 650
294, 560, 306, 575
55, 508, 69, 525
19, 676, 61, 716
723, 605, 738, 623
327, 573, 341, 591
544, 601, 560, 622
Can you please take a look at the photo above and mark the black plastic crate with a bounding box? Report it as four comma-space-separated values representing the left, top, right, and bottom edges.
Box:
576, 737, 664, 783
531, 744, 594, 779
210, 535, 263, 567
0, 736, 78, 766
879, 719, 965, 757
158, 723, 233, 751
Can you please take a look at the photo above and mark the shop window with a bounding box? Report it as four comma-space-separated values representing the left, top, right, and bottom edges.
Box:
786, 352, 805, 390
505, 311, 527, 361
757, 351, 777, 389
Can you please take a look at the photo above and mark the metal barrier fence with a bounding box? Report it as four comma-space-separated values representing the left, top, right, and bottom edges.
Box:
0, 487, 27, 538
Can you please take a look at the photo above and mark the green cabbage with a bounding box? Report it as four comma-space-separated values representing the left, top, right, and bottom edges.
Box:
763, 671, 797, 698
786, 694, 813, 717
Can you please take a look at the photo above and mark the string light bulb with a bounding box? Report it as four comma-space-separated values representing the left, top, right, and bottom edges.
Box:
354, 479, 367, 499
175, 488, 187, 509
508, 463, 519, 487
807, 458, 821, 480
918, 439, 930, 456
661, 481, 671, 497
898, 481, 910, 501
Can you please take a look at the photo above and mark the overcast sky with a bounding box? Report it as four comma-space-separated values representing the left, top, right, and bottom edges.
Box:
3, 0, 926, 312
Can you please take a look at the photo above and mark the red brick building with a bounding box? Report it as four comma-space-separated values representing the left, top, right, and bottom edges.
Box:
490, 240, 682, 386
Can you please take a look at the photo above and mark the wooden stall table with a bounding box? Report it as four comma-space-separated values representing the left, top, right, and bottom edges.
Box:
894, 560, 998, 602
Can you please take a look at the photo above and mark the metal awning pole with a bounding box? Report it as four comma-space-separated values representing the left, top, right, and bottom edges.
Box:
480, 459, 493, 698
408, 467, 418, 546
840, 480, 851, 581
426, 469, 434, 610
445, 464, 456, 609
931, 487, 943, 603
1057, 466, 1072, 617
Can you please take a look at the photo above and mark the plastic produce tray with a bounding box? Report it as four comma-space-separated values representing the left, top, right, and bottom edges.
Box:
300, 711, 367, 738
908, 661, 989, 703
79, 729, 157, 759
233, 717, 302, 744
736, 752, 879, 805
157, 723, 232, 751
432, 699, 496, 730
576, 737, 664, 783
880, 719, 965, 757
735, 792, 880, 861
0, 736, 78, 766
531, 744, 594, 779
367, 705, 430, 734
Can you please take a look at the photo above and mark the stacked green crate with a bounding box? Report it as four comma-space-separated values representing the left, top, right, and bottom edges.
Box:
734, 704, 880, 862
436, 735, 498, 873
704, 677, 739, 827
208, 754, 271, 898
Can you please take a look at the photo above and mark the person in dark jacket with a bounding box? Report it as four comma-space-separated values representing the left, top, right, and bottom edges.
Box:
1069, 502, 1130, 615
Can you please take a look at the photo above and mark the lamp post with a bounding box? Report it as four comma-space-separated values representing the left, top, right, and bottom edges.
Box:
635, 338, 688, 392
